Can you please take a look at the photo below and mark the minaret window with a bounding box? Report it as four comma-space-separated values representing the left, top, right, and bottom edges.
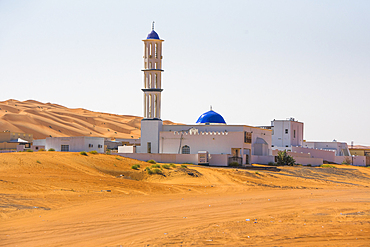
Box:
149, 43, 152, 57
155, 74, 158, 88
155, 43, 158, 58
149, 74, 152, 88
148, 94, 152, 118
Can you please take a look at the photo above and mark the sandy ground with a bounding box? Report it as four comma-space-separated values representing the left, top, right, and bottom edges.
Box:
1, 152, 370, 246
0, 99, 176, 139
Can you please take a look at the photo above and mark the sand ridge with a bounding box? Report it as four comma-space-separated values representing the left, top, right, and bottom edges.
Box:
1, 152, 370, 246
0, 99, 177, 139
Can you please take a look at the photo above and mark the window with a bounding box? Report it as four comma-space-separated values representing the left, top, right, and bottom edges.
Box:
244, 131, 252, 143
98, 144, 102, 148
294, 130, 296, 138
147, 142, 151, 153
285, 129, 288, 134
182, 145, 190, 154
61, 145, 69, 151
155, 43, 158, 58
89, 144, 93, 148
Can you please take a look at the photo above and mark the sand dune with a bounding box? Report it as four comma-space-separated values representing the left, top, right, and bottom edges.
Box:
0, 99, 176, 139
1, 152, 369, 246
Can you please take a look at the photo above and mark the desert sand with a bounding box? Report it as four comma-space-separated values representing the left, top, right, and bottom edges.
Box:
0, 152, 369, 246
0, 99, 176, 140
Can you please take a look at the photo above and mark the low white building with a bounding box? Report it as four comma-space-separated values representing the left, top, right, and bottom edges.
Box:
45, 136, 105, 153
303, 141, 350, 156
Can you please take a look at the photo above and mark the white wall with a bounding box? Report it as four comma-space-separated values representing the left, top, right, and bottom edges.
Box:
45, 137, 104, 153
209, 154, 229, 166
250, 155, 275, 165
291, 146, 335, 162
137, 120, 162, 153
118, 146, 135, 153
33, 139, 46, 146
294, 157, 323, 166
117, 153, 199, 164
334, 156, 366, 166
160, 131, 243, 154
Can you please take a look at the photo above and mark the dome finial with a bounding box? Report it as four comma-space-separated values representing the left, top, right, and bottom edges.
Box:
152, 21, 155, 30
210, 105, 212, 111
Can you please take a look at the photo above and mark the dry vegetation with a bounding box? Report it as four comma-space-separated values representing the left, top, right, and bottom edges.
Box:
1, 152, 370, 246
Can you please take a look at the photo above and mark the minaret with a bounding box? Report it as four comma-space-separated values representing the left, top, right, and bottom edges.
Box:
138, 23, 164, 153
142, 22, 164, 120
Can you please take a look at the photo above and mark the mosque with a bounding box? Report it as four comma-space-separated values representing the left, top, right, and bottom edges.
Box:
119, 25, 274, 166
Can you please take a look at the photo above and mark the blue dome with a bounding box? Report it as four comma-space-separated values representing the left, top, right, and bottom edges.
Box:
147, 30, 160, 39
196, 110, 226, 124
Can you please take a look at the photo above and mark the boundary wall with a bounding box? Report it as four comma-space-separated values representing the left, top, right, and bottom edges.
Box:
334, 156, 366, 166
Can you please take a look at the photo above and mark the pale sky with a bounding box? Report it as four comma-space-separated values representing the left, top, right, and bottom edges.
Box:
0, 1, 369, 145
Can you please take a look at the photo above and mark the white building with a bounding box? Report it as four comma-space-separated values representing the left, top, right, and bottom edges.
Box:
119, 25, 274, 166
45, 136, 105, 153
271, 118, 304, 148
269, 118, 366, 166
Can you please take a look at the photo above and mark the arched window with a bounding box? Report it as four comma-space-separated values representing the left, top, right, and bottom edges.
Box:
154, 74, 158, 88
148, 74, 152, 88
155, 43, 158, 58
182, 145, 190, 154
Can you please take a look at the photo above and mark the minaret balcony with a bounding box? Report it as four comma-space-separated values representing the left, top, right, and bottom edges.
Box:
141, 88, 163, 92
141, 69, 164, 72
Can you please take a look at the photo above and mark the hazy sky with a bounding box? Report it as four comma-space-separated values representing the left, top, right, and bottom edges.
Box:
1, 1, 369, 145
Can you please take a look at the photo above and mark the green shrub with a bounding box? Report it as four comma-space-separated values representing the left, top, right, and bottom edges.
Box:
26, 149, 33, 152
255, 171, 259, 174
229, 161, 240, 167
181, 164, 187, 168
268, 161, 276, 166
170, 163, 176, 168
48, 148, 55, 151
153, 168, 162, 174
36, 160, 41, 164
295, 163, 302, 166
39, 148, 46, 151
320, 164, 336, 168
146, 167, 153, 175
147, 159, 157, 164
131, 164, 140, 170
116, 157, 122, 160
151, 164, 160, 168
276, 150, 295, 166
307, 164, 312, 167
80, 151, 88, 156
88, 150, 98, 154
341, 157, 351, 165
162, 164, 170, 169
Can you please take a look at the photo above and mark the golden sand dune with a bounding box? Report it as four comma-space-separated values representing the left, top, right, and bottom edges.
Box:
1, 152, 369, 246
0, 99, 176, 139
